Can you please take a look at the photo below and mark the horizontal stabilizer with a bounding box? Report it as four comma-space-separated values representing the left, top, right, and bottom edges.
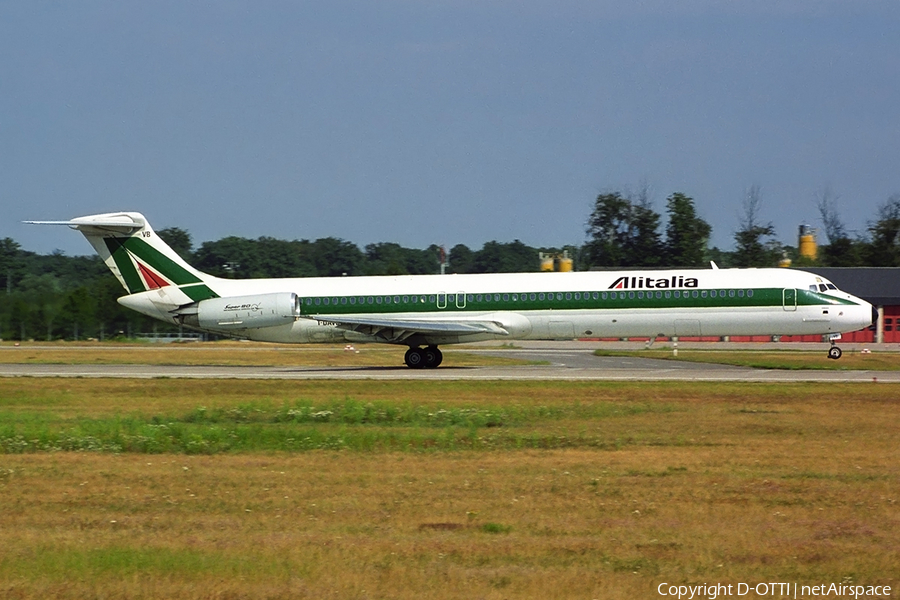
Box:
25, 214, 144, 232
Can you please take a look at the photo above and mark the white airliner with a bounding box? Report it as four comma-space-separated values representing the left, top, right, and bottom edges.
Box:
29, 212, 875, 367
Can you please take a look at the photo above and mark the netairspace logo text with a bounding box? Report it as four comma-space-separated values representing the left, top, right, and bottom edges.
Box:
657, 582, 892, 599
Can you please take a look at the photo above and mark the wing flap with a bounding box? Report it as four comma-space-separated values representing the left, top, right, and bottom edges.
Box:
307, 314, 509, 343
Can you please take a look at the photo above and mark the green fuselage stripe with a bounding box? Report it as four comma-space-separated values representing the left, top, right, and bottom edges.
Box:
181, 283, 220, 302
299, 288, 854, 315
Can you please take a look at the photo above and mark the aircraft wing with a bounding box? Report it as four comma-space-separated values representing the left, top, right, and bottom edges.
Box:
306, 314, 509, 343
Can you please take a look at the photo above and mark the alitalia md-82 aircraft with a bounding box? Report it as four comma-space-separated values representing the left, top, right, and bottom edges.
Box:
29, 212, 875, 368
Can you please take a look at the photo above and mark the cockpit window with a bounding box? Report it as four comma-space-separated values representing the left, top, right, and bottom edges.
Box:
819, 284, 828, 292
809, 285, 818, 292
827, 284, 837, 290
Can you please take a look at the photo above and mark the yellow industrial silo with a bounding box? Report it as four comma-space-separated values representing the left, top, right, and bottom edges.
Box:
539, 252, 555, 272
539, 251, 574, 272
799, 225, 817, 260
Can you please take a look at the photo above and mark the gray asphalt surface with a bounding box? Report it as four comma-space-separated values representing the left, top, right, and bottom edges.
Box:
1, 341, 898, 382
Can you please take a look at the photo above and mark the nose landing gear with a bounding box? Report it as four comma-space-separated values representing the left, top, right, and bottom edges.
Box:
404, 345, 443, 369
827, 334, 842, 360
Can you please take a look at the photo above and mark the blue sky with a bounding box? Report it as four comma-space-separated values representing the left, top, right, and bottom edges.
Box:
2, 1, 898, 257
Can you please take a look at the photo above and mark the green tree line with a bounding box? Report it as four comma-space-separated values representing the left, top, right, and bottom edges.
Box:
1, 188, 898, 341
0, 233, 571, 341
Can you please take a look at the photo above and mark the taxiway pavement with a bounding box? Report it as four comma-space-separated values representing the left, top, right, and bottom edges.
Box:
1, 341, 898, 383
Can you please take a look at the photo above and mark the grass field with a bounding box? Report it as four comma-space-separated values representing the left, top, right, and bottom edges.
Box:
594, 348, 900, 371
1, 377, 898, 599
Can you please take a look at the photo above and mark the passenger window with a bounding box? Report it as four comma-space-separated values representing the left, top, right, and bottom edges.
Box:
656, 291, 662, 299
476, 294, 483, 302
692, 291, 699, 298
593, 292, 599, 300
637, 292, 644, 299
349, 297, 356, 304
402, 295, 409, 303
530, 293, 537, 301
494, 294, 501, 302
664, 291, 671, 299
610, 292, 617, 300
376, 297, 383, 304
393, 296, 400, 303
538, 293, 545, 301
573, 292, 580, 300
747, 290, 754, 297
674, 291, 680, 298
556, 293, 563, 301
738, 290, 744, 297
710, 290, 717, 298
565, 292, 572, 300
601, 292, 607, 300
628, 292, 635, 299
729, 290, 735, 297
341, 297, 347, 305
503, 294, 509, 301
467, 294, 474, 302
315, 298, 321, 305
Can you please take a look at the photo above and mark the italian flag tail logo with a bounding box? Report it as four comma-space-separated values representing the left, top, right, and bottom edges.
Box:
136, 260, 172, 290
104, 237, 218, 301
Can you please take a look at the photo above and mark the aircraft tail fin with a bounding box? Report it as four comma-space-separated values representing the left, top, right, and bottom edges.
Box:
26, 212, 220, 301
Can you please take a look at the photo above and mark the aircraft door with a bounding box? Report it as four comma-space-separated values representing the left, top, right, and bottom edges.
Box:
783, 288, 797, 311
456, 291, 466, 309
437, 293, 447, 309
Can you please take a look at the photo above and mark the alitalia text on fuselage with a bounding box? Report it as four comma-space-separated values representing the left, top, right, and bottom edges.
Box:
609, 274, 699, 289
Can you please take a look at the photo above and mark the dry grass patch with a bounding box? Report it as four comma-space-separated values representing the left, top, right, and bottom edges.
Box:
594, 348, 900, 370
0, 380, 898, 598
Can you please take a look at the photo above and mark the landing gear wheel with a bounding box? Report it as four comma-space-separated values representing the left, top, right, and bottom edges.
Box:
828, 346, 842, 360
422, 346, 443, 369
404, 346, 443, 369
405, 347, 426, 369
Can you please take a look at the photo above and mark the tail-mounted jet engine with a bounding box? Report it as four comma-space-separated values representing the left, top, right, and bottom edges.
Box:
176, 292, 301, 331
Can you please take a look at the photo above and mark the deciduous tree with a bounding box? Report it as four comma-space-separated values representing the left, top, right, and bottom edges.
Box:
664, 192, 711, 267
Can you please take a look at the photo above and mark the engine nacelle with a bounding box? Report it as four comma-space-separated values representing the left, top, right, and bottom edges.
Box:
187, 293, 301, 330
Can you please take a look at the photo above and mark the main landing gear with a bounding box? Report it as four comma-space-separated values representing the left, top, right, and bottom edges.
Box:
405, 346, 443, 369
